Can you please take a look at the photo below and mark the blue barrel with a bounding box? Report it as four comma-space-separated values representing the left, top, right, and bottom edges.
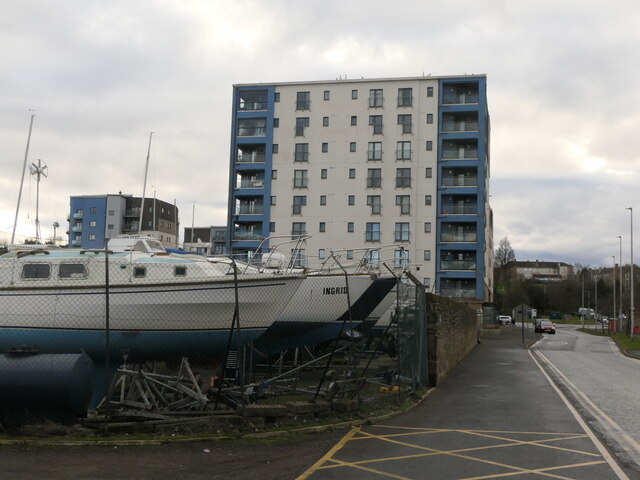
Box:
0, 352, 94, 424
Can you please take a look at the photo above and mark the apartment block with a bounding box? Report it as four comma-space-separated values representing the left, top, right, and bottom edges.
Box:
227, 76, 492, 302
67, 194, 179, 249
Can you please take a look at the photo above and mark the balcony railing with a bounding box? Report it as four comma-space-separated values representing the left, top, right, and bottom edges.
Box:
442, 148, 478, 160
237, 153, 265, 163
238, 179, 264, 188
441, 204, 477, 215
440, 288, 476, 298
235, 205, 264, 215
73, 212, 83, 219
72, 225, 82, 232
238, 101, 267, 111
441, 260, 476, 271
441, 232, 477, 242
442, 121, 479, 132
233, 231, 263, 241
238, 127, 266, 137
442, 176, 478, 187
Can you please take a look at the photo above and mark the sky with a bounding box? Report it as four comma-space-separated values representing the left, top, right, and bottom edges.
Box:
1, 0, 639, 267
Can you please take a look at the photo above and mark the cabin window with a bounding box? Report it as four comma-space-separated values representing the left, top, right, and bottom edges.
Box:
59, 263, 88, 279
174, 266, 187, 276
22, 263, 50, 279
133, 267, 146, 278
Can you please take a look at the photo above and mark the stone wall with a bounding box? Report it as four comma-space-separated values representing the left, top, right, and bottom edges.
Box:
426, 293, 479, 386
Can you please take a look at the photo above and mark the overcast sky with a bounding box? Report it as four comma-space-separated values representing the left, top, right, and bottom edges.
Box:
1, 0, 638, 267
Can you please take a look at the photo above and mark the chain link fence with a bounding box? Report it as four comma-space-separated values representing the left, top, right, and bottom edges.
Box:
0, 245, 445, 432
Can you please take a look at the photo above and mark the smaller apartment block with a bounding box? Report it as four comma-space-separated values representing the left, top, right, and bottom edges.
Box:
68, 194, 179, 249
226, 76, 492, 302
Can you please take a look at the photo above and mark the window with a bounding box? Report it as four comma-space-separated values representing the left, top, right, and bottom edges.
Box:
320, 195, 326, 205
365, 223, 381, 242
351, 116, 357, 126
396, 195, 410, 214
238, 118, 266, 136
426, 167, 432, 178
272, 169, 278, 179
348, 222, 354, 233
295, 117, 309, 136
350, 142, 357, 152
319, 248, 326, 259
322, 142, 328, 153
367, 142, 382, 161
174, 266, 187, 277
293, 170, 308, 188
295, 143, 309, 162
369, 115, 383, 134
296, 91, 310, 110
321, 168, 327, 179
90, 207, 97, 214
291, 248, 306, 267
395, 222, 410, 242
134, 267, 146, 278
324, 90, 330, 101
89, 221, 97, 227
292, 222, 307, 236
394, 250, 408, 269
426, 140, 433, 151
369, 88, 383, 108
426, 113, 433, 124
427, 86, 434, 97
238, 90, 267, 110
274, 92, 281, 102
323, 116, 329, 127
271, 196, 277, 206
22, 263, 50, 279
88, 234, 96, 241
347, 250, 354, 260
319, 222, 326, 232
349, 168, 356, 179
424, 250, 431, 261
273, 144, 279, 153
348, 195, 355, 206
273, 118, 279, 128
107, 224, 114, 230
108, 210, 115, 216
398, 88, 412, 107
367, 168, 382, 188
269, 222, 276, 232
424, 222, 432, 233
367, 195, 381, 214
425, 195, 432, 206
293, 195, 307, 214
351, 89, 358, 99
396, 168, 411, 188
396, 141, 411, 160
397, 114, 412, 133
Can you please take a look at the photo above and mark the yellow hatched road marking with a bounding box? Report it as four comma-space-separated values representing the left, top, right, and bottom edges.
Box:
297, 425, 610, 480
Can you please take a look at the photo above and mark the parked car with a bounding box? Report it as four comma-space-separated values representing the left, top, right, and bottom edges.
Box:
534, 318, 543, 332
540, 320, 556, 334
498, 315, 512, 325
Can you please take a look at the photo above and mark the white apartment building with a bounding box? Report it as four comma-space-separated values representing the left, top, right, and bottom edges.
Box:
227, 76, 492, 302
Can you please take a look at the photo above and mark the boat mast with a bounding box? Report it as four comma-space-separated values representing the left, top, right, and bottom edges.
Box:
138, 132, 153, 235
11, 112, 36, 245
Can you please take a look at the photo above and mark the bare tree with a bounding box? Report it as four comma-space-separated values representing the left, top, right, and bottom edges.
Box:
495, 237, 516, 267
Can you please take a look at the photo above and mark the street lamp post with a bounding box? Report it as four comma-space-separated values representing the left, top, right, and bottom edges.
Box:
618, 235, 623, 333
613, 255, 616, 325
627, 207, 635, 339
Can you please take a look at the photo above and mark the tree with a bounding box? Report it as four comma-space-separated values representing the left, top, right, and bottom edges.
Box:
495, 237, 516, 267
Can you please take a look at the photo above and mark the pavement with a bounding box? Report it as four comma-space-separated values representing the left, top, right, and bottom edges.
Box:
296, 324, 636, 480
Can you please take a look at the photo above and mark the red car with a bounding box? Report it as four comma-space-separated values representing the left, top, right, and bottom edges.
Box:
540, 320, 556, 334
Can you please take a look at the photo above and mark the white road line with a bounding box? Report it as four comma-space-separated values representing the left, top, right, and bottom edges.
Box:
528, 349, 630, 480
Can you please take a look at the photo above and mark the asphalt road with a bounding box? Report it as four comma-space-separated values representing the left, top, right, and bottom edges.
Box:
531, 324, 640, 473
297, 326, 635, 480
